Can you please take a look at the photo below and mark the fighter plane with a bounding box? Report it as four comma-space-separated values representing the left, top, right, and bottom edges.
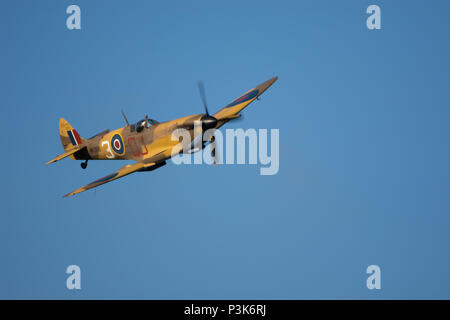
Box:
47, 76, 278, 197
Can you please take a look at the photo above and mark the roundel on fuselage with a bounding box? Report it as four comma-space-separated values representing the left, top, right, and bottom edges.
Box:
111, 133, 125, 155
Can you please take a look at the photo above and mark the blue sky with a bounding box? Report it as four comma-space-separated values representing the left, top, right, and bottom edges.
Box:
1, 0, 450, 299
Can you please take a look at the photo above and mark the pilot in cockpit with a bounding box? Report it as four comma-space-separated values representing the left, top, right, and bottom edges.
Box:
132, 117, 159, 133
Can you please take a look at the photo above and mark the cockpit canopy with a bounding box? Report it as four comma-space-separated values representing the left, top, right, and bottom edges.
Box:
132, 117, 159, 133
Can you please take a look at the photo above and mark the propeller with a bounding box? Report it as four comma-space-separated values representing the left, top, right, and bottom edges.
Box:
195, 81, 221, 164
194, 81, 244, 165
197, 81, 210, 116
210, 134, 221, 165
197, 81, 218, 130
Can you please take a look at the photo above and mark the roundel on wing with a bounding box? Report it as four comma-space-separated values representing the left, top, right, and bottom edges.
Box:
224, 89, 259, 108
111, 133, 125, 155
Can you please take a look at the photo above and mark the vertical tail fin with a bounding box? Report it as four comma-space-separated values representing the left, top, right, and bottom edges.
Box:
59, 118, 84, 154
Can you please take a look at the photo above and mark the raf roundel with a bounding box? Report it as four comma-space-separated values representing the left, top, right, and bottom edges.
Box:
111, 133, 125, 155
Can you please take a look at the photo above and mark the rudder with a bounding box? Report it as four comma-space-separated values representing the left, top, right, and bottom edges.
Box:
59, 118, 84, 154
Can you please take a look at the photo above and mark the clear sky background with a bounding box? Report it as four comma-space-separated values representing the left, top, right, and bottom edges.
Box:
1, 0, 450, 299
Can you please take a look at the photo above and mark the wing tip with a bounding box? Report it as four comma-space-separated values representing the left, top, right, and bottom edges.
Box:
46, 158, 57, 165
255, 76, 278, 94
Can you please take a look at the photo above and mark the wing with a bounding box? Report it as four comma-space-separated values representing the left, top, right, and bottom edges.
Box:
63, 161, 156, 197
213, 76, 278, 123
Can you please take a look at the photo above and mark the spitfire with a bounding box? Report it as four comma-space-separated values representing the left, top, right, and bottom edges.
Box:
47, 76, 278, 197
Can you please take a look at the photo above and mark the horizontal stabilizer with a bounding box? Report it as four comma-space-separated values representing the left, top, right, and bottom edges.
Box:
46, 147, 80, 165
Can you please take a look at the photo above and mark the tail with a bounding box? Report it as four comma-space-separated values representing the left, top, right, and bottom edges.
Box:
46, 118, 85, 164
59, 118, 84, 154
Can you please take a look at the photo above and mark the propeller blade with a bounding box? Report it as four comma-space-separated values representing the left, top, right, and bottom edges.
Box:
197, 81, 209, 115
211, 133, 221, 165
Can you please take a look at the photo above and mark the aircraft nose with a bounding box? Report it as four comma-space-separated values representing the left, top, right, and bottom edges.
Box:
201, 114, 218, 130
